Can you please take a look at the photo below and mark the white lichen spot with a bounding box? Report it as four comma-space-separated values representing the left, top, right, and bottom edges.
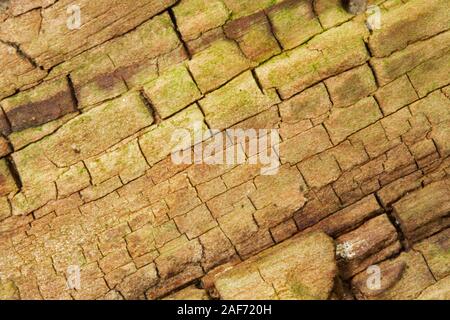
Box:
336, 241, 357, 260
337, 239, 368, 260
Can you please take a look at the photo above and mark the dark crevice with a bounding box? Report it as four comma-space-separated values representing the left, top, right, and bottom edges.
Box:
263, 11, 283, 51
185, 66, 202, 97
362, 38, 374, 59
280, 60, 368, 102
322, 80, 335, 106
0, 0, 448, 302
365, 56, 381, 90
168, 8, 191, 60
405, 72, 421, 97
5, 155, 22, 190
1, 133, 13, 154
25, 7, 179, 80
374, 192, 408, 250
251, 69, 265, 93
81, 160, 93, 186
332, 276, 356, 300
0, 39, 44, 70
375, 26, 450, 60
140, 90, 162, 124
198, 67, 250, 96
372, 93, 385, 117
413, 248, 438, 282
0, 105, 12, 136
66, 74, 79, 110
156, 275, 213, 300
414, 225, 450, 246
311, 0, 324, 30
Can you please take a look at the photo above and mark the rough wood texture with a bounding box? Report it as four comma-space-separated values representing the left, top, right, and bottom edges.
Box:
0, 0, 448, 300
